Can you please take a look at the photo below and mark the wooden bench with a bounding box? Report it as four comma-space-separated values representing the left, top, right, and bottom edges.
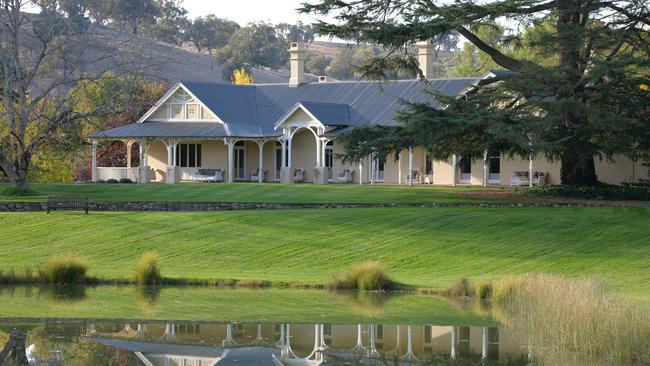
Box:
47, 195, 89, 214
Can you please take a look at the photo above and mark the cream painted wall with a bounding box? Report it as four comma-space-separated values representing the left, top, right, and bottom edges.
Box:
290, 129, 318, 182
148, 140, 167, 182
595, 155, 649, 184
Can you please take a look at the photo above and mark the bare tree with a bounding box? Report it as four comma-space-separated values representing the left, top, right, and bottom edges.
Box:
0, 0, 148, 190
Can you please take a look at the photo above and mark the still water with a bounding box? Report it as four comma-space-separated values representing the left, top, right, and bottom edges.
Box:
0, 285, 529, 365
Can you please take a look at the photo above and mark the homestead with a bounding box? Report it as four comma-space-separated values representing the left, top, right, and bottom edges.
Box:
89, 41, 645, 186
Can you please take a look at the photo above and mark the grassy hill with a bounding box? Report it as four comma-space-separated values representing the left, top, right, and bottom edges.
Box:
1, 207, 648, 301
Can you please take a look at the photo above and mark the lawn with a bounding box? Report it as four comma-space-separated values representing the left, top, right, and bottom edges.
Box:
0, 182, 510, 204
1, 207, 648, 301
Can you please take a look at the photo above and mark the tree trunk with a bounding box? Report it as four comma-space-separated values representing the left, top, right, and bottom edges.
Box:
560, 150, 598, 185
13, 168, 29, 189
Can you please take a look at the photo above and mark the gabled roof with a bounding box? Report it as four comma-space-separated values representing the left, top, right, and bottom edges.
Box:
90, 74, 501, 140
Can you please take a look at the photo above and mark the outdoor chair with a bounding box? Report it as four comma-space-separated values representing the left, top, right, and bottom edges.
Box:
294, 168, 304, 183
336, 169, 353, 183
510, 171, 547, 186
250, 169, 266, 182
405, 170, 420, 184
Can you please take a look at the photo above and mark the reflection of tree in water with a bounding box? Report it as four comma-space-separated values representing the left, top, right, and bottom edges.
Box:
419, 352, 529, 365
333, 291, 388, 318
23, 326, 142, 365
134, 286, 161, 315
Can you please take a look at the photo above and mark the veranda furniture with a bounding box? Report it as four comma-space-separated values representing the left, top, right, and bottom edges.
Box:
182, 169, 224, 182
337, 169, 353, 183
405, 170, 420, 184
47, 196, 89, 214
250, 169, 266, 182
294, 169, 305, 183
510, 171, 547, 186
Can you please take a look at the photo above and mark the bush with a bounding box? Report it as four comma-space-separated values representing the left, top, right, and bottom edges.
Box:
106, 178, 118, 184
525, 183, 650, 200
119, 178, 133, 184
449, 276, 475, 298
475, 280, 493, 301
95, 179, 106, 183
492, 277, 524, 307
329, 261, 392, 291
134, 251, 161, 286
39, 255, 88, 284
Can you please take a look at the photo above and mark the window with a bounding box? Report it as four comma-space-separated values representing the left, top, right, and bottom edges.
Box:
186, 104, 198, 119
175, 144, 202, 168
171, 104, 183, 119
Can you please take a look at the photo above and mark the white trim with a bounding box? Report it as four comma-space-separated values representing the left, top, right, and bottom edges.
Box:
137, 83, 232, 136
274, 103, 326, 130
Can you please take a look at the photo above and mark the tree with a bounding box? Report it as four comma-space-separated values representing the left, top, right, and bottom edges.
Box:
327, 47, 356, 80
214, 22, 289, 79
305, 51, 332, 75
301, 0, 650, 185
232, 67, 254, 85
275, 22, 315, 46
113, 0, 159, 34
189, 15, 239, 55
0, 1, 146, 190
143, 0, 190, 46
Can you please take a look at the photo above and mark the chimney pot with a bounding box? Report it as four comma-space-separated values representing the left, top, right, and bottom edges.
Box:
319, 76, 327, 83
289, 42, 306, 87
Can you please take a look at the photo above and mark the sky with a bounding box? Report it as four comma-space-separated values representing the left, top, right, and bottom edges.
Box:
183, 0, 328, 25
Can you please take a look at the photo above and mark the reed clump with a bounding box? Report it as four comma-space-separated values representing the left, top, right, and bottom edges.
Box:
448, 276, 476, 298
328, 261, 393, 291
494, 274, 650, 364
39, 255, 88, 284
133, 251, 161, 286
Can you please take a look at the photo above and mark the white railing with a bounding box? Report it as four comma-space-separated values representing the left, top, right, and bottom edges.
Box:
96, 167, 140, 182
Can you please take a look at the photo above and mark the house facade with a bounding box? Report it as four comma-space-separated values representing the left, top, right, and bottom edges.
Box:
89, 41, 647, 186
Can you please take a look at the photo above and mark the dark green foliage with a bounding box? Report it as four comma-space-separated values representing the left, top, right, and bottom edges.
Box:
526, 184, 650, 201
94, 179, 106, 183
106, 179, 118, 184
305, 0, 650, 186
118, 178, 133, 184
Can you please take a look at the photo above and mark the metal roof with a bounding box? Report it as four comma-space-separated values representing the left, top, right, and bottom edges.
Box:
88, 122, 229, 139
299, 101, 350, 126
91, 76, 490, 140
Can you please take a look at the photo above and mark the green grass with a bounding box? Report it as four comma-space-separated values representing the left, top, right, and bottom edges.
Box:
1, 207, 649, 301
0, 286, 493, 325
0, 182, 509, 204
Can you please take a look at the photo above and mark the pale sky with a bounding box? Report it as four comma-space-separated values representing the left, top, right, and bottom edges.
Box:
183, 0, 328, 25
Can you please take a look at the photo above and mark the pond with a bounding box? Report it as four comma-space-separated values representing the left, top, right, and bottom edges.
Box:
0, 285, 529, 365
0, 285, 635, 365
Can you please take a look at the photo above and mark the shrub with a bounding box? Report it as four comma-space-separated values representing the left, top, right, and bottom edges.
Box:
449, 276, 475, 298
39, 255, 88, 284
475, 280, 493, 301
106, 178, 118, 184
95, 179, 106, 183
492, 277, 523, 307
134, 251, 161, 286
329, 261, 392, 291
119, 178, 133, 184
524, 183, 650, 201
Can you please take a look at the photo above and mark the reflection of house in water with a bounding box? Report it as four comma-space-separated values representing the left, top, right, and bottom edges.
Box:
83, 322, 526, 365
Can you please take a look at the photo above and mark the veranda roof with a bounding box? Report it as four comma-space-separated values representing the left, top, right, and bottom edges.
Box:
89, 122, 231, 139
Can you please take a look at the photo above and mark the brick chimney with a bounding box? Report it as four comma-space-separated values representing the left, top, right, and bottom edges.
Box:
416, 39, 435, 79
289, 42, 306, 87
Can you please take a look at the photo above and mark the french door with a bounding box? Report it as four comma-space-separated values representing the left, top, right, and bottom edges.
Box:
234, 142, 245, 180
325, 142, 334, 181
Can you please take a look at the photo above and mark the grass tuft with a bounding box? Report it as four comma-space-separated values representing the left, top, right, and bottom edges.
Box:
133, 251, 161, 286
39, 255, 88, 284
448, 276, 475, 298
328, 261, 393, 291
475, 280, 493, 301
